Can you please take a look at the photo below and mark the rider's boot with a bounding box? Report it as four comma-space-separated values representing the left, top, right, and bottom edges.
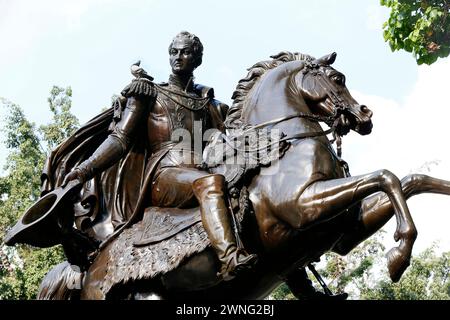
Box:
192, 174, 258, 281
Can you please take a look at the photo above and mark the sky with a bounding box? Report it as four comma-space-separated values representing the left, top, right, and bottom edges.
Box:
0, 0, 449, 263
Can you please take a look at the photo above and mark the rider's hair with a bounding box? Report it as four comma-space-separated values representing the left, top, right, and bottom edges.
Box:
168, 31, 203, 69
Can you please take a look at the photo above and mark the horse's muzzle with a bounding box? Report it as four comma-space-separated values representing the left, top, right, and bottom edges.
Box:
355, 121, 373, 135
349, 105, 373, 135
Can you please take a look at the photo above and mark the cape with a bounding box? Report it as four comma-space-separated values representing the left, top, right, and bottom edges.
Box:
40, 100, 155, 242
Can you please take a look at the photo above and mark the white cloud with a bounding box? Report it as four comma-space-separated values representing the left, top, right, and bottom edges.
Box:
343, 58, 450, 253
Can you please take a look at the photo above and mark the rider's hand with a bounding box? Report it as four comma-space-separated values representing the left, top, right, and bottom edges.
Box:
62, 169, 83, 187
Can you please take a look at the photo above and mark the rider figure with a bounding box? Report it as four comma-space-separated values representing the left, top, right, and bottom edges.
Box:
63, 31, 257, 281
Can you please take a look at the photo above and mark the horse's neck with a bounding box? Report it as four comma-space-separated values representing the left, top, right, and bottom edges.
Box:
243, 69, 323, 136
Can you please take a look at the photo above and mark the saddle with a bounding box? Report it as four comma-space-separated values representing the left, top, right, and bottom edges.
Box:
100, 187, 253, 295
133, 207, 201, 246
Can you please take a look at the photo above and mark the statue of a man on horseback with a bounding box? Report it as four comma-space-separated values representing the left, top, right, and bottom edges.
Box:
7, 31, 450, 300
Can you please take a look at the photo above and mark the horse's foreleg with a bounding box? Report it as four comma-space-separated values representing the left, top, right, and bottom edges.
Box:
294, 170, 417, 282
333, 173, 450, 255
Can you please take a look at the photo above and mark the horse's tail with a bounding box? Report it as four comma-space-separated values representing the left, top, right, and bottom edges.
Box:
37, 261, 83, 300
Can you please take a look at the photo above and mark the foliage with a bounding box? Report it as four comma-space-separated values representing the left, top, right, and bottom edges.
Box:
269, 283, 296, 300
320, 233, 386, 298
361, 246, 449, 300
0, 246, 65, 299
381, 0, 450, 65
270, 231, 449, 300
0, 86, 79, 299
40, 86, 79, 150
0, 99, 45, 238
269, 234, 385, 300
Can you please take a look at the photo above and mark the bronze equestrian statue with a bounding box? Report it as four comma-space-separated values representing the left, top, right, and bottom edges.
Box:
6, 32, 450, 300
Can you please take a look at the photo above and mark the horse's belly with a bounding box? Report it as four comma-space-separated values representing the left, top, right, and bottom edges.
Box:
161, 248, 221, 291
160, 249, 282, 299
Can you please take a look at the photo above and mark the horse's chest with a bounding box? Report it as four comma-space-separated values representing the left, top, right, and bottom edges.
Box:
293, 139, 344, 179
260, 139, 344, 196
249, 139, 345, 248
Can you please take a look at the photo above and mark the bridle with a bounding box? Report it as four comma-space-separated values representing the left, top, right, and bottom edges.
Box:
301, 60, 352, 118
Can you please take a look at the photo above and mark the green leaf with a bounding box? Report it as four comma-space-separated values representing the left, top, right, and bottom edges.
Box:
0, 86, 80, 299
381, 0, 450, 65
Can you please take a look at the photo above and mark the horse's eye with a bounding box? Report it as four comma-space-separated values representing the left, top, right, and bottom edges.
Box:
332, 75, 345, 85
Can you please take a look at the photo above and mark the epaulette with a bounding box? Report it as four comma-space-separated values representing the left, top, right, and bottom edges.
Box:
121, 78, 157, 99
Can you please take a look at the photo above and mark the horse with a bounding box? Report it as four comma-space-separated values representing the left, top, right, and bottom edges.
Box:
42, 51, 450, 300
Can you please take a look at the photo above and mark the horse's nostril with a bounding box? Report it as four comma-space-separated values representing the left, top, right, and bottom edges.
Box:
360, 105, 373, 117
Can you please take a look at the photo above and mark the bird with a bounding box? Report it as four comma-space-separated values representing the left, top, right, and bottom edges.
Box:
131, 60, 154, 81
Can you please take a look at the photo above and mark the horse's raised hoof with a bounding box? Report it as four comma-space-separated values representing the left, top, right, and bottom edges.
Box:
386, 246, 410, 282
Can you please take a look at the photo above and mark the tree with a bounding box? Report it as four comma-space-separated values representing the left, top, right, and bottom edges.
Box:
269, 231, 449, 300
40, 86, 79, 150
381, 0, 450, 65
268, 283, 296, 300
0, 86, 80, 299
361, 245, 449, 300
320, 233, 386, 298
0, 99, 45, 239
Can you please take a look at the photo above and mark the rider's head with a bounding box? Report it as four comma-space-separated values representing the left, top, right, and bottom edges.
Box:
168, 31, 203, 75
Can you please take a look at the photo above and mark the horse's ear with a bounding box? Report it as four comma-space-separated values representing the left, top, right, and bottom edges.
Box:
326, 52, 337, 65
316, 52, 337, 66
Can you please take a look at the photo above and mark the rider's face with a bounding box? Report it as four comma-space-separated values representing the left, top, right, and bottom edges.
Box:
169, 38, 197, 75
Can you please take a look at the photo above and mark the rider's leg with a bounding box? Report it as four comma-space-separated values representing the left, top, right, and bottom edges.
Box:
192, 174, 258, 281
151, 167, 207, 208
152, 168, 257, 281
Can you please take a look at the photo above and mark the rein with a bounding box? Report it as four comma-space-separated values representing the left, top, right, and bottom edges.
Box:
243, 112, 335, 132
223, 110, 349, 177
222, 112, 341, 154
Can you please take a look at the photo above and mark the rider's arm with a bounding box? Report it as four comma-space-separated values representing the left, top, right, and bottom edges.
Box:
212, 100, 229, 124
64, 80, 156, 185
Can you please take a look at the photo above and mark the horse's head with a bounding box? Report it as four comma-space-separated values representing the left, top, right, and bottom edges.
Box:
296, 52, 373, 135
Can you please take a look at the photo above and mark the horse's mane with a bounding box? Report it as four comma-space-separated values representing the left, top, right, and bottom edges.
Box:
224, 51, 315, 129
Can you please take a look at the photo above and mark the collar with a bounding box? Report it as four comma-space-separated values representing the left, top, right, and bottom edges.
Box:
168, 73, 195, 92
